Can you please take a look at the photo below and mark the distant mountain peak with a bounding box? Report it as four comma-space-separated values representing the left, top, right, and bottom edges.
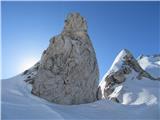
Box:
97, 49, 160, 103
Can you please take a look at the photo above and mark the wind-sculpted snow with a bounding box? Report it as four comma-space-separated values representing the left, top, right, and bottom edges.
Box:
1, 75, 159, 119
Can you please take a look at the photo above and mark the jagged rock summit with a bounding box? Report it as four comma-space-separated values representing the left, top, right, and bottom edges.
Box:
31, 13, 99, 105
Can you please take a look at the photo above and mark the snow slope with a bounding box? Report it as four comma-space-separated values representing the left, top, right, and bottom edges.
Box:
1, 75, 159, 119
1, 53, 160, 119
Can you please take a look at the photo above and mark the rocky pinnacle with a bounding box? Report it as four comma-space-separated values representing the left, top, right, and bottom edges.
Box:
31, 13, 99, 105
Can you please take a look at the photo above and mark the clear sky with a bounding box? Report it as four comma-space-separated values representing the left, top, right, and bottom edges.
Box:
1, 1, 159, 80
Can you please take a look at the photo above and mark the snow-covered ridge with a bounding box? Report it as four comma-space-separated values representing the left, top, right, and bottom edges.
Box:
99, 49, 131, 86
98, 49, 160, 106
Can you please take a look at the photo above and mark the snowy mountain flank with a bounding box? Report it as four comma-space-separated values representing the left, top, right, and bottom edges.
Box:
98, 49, 160, 105
1, 13, 160, 119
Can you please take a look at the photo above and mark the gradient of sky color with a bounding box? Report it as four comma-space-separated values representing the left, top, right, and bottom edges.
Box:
2, 1, 159, 80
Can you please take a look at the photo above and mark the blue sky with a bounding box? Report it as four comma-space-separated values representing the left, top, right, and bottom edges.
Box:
2, 1, 159, 80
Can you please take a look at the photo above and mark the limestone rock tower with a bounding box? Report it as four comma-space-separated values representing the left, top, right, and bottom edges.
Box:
31, 13, 99, 105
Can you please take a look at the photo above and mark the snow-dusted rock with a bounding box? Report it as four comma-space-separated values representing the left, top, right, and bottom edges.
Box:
31, 13, 99, 105
97, 49, 160, 105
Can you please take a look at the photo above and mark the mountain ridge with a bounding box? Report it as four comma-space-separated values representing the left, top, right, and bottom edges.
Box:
98, 49, 160, 104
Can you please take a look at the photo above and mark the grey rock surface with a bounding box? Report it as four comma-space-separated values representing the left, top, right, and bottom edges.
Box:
31, 13, 99, 105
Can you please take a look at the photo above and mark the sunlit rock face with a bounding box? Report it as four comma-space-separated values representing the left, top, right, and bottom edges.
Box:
31, 13, 99, 105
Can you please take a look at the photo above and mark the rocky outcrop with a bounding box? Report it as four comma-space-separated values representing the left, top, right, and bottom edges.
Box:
97, 49, 159, 101
31, 13, 99, 105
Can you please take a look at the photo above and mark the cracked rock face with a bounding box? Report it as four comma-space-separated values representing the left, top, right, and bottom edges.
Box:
31, 13, 99, 105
